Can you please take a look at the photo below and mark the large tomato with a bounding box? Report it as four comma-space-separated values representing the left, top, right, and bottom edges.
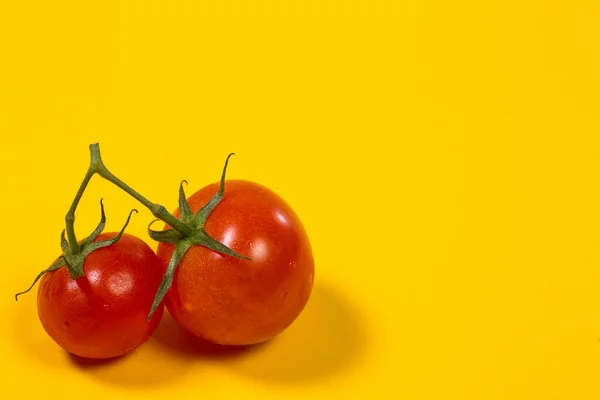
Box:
37, 232, 165, 359
157, 180, 314, 346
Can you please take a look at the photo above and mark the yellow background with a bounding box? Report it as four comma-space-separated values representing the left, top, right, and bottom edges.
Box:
1, 1, 600, 399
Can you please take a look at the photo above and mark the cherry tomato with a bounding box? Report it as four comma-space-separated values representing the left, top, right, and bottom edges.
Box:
37, 232, 165, 359
157, 180, 314, 346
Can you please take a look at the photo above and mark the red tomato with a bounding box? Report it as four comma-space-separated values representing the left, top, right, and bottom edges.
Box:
37, 232, 165, 359
157, 180, 314, 346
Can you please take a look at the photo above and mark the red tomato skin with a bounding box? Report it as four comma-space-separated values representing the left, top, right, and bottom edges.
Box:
37, 232, 165, 359
157, 180, 314, 346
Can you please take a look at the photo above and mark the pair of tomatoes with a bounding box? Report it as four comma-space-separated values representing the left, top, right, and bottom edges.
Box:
36, 180, 314, 359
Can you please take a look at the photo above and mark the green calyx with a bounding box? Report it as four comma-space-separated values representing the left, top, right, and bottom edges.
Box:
146, 153, 250, 319
15, 200, 137, 300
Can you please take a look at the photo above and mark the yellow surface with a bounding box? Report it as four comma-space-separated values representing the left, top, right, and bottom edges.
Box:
1, 1, 600, 399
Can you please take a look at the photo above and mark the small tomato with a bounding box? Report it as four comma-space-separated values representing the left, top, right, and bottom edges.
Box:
36, 232, 164, 359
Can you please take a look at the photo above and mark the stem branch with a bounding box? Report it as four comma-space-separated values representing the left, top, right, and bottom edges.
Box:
87, 143, 192, 236
64, 142, 193, 257
95, 165, 193, 236
64, 167, 95, 254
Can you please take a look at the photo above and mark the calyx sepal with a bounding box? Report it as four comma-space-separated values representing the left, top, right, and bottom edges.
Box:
15, 200, 137, 300
146, 153, 251, 319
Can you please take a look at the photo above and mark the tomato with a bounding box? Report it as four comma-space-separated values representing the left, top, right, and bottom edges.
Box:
37, 232, 165, 359
157, 180, 314, 346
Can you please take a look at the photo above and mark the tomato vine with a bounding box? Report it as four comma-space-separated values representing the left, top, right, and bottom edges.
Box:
17, 143, 250, 319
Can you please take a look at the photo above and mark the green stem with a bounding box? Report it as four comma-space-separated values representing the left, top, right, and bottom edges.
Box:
64, 167, 95, 254
88, 144, 193, 237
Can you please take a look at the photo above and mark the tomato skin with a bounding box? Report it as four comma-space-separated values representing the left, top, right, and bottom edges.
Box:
157, 180, 314, 346
37, 232, 165, 359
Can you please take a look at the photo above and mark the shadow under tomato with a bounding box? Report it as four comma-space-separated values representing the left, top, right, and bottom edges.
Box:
228, 282, 369, 384
69, 354, 122, 367
65, 334, 190, 388
153, 282, 369, 384
152, 311, 262, 359
13, 294, 188, 388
